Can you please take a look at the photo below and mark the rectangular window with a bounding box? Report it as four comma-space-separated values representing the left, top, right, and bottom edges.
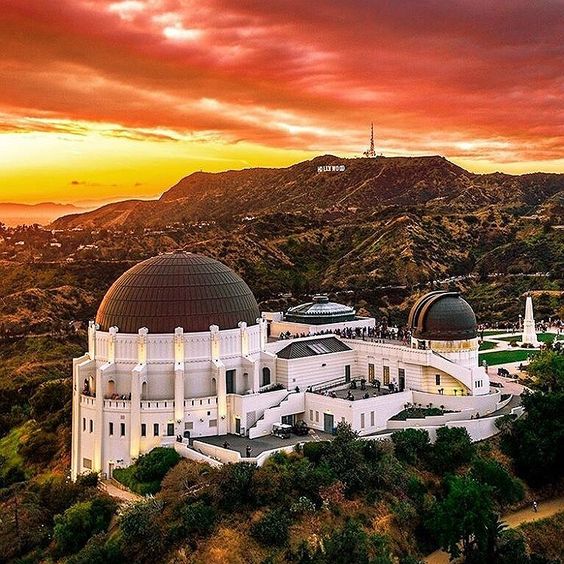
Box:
153, 423, 159, 436
120, 423, 125, 437
360, 413, 365, 429
315, 411, 319, 423
83, 458, 92, 469
185, 421, 193, 430
167, 423, 174, 436
89, 419, 93, 433
370, 411, 375, 426
368, 363, 375, 380
209, 419, 217, 427
141, 423, 146, 437
82, 418, 86, 431
435, 374, 441, 386
383, 366, 390, 385
310, 409, 313, 421
109, 422, 114, 436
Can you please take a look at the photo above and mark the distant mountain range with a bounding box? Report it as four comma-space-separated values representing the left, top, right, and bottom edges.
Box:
52, 155, 563, 229
51, 155, 563, 290
0, 202, 87, 227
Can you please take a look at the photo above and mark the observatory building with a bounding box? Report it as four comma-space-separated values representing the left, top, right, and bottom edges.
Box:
71, 252, 507, 479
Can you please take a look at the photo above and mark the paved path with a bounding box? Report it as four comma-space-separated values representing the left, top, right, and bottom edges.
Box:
424, 496, 564, 564
99, 479, 142, 503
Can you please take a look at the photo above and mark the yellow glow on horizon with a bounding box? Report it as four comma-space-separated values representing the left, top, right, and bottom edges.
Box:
0, 123, 562, 205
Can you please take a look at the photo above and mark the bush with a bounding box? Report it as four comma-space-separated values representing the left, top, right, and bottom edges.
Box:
134, 447, 180, 483
53, 496, 116, 555
302, 440, 330, 463
251, 507, 291, 546
214, 462, 257, 510
179, 501, 216, 536
67, 533, 123, 564
391, 429, 431, 465
431, 427, 474, 473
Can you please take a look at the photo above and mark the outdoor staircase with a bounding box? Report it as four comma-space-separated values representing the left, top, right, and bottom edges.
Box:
248, 391, 305, 439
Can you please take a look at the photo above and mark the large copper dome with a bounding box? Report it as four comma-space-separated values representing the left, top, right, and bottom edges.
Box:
408, 291, 477, 341
96, 252, 260, 333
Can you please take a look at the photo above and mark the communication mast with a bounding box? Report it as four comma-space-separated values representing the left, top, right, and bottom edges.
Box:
363, 123, 377, 158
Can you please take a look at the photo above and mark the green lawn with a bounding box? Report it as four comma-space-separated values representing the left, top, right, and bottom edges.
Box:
496, 333, 557, 343
481, 330, 510, 336
479, 340, 498, 351
478, 349, 536, 366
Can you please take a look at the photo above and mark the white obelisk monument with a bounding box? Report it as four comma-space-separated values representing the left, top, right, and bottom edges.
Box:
522, 294, 540, 346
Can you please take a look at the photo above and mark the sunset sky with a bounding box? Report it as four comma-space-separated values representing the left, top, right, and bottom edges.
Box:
1, 0, 563, 205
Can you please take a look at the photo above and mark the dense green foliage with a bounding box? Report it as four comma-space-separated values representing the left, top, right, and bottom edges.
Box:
53, 496, 116, 555
430, 427, 474, 473
501, 391, 564, 486
391, 429, 430, 465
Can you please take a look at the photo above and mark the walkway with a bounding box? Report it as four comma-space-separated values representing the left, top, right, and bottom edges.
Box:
99, 479, 142, 503
424, 496, 564, 563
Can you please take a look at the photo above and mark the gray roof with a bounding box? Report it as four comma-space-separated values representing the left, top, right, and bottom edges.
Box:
276, 337, 352, 359
96, 251, 260, 333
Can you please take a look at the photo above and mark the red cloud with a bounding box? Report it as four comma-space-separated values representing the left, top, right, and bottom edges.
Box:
0, 0, 562, 162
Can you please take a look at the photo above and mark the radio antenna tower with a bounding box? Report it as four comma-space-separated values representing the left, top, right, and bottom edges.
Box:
363, 123, 377, 158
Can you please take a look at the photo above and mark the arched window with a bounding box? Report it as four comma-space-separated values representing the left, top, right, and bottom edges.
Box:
211, 377, 217, 395
107, 379, 116, 397
262, 367, 271, 386
141, 381, 147, 400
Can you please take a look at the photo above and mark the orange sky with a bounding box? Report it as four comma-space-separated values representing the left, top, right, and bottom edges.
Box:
1, 0, 563, 204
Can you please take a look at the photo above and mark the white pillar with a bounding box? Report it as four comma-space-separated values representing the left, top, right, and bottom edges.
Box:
130, 364, 144, 460
174, 328, 185, 427
522, 295, 539, 346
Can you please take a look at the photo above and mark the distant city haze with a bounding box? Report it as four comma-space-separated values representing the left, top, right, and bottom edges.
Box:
1, 0, 563, 204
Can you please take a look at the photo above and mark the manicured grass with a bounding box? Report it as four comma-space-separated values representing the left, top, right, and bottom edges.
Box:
478, 349, 536, 366
496, 333, 557, 343
481, 330, 510, 336
479, 340, 498, 351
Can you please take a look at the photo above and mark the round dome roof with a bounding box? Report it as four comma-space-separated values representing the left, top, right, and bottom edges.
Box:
285, 295, 356, 325
96, 252, 260, 334
408, 291, 477, 341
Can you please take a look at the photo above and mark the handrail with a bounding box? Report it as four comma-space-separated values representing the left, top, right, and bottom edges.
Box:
311, 376, 347, 392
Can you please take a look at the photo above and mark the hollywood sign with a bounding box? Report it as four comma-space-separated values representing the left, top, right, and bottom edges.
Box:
317, 165, 346, 173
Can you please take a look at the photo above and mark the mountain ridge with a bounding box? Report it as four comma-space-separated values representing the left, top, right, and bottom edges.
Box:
52, 155, 564, 230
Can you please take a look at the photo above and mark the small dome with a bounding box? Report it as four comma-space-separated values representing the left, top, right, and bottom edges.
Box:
285, 295, 356, 325
408, 291, 477, 341
96, 252, 260, 334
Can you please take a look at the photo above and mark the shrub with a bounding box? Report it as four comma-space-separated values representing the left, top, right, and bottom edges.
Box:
391, 429, 431, 465
251, 507, 291, 546
214, 462, 257, 510
302, 440, 330, 463
431, 427, 474, 473
179, 501, 216, 536
134, 447, 180, 483
53, 496, 116, 555
119, 498, 166, 562
67, 533, 123, 564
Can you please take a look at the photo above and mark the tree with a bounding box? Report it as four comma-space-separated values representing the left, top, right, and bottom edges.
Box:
391, 428, 431, 465
432, 475, 495, 561
178, 501, 216, 537
470, 458, 524, 506
527, 350, 564, 392
213, 462, 256, 510
500, 391, 564, 486
431, 427, 474, 473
